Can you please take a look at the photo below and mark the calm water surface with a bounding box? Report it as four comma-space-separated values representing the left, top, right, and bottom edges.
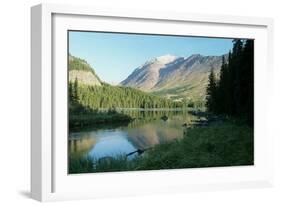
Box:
69, 110, 197, 160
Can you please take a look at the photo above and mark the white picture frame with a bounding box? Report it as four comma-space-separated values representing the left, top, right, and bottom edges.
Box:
31, 3, 274, 202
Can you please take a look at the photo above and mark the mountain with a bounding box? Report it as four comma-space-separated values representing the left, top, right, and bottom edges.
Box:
69, 55, 101, 86
120, 54, 224, 101
120, 54, 178, 91
68, 55, 182, 110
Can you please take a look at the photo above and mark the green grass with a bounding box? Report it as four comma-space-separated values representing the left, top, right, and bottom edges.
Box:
69, 155, 136, 174
68, 119, 253, 174
137, 120, 253, 170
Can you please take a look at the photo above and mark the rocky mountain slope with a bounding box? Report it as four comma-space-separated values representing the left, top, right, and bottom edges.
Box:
69, 55, 101, 86
121, 54, 225, 101
120, 55, 178, 91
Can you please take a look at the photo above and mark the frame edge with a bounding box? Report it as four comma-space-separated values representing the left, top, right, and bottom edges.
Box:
31, 4, 43, 201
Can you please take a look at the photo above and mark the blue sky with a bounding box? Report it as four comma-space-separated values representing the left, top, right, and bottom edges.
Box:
69, 31, 233, 84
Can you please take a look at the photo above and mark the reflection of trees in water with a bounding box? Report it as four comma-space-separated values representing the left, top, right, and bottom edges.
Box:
69, 136, 97, 157
122, 110, 184, 120
127, 125, 161, 149
121, 110, 198, 150
69, 110, 199, 158
126, 110, 197, 129
126, 123, 182, 149
125, 112, 195, 150
70, 120, 130, 133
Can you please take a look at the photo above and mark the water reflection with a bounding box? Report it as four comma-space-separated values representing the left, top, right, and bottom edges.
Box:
69, 110, 196, 160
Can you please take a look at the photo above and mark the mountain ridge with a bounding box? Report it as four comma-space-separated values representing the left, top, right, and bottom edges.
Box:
120, 54, 225, 101
120, 54, 179, 91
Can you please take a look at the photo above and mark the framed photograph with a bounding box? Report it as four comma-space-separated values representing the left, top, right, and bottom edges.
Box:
31, 3, 274, 201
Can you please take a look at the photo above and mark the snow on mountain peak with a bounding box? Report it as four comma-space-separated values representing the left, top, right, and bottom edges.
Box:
155, 54, 178, 64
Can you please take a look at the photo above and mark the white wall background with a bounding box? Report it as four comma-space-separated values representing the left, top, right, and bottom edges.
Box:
0, 0, 280, 205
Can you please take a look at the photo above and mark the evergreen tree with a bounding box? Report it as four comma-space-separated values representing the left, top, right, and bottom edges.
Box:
69, 82, 183, 113
241, 40, 254, 125
217, 55, 228, 113
73, 78, 79, 103
69, 81, 74, 102
232, 39, 243, 115
205, 39, 254, 126
206, 68, 217, 112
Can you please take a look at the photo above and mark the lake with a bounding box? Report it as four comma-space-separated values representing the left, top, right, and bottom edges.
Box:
69, 110, 198, 160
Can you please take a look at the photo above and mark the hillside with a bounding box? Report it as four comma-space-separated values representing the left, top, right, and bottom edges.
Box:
77, 83, 182, 109
69, 54, 101, 86
68, 55, 182, 110
121, 54, 225, 101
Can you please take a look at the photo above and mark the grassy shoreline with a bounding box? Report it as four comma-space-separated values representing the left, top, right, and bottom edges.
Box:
69, 119, 253, 173
69, 112, 133, 131
69, 101, 134, 131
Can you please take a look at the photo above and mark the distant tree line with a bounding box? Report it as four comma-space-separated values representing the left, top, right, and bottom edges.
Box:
69, 80, 183, 111
206, 39, 254, 125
